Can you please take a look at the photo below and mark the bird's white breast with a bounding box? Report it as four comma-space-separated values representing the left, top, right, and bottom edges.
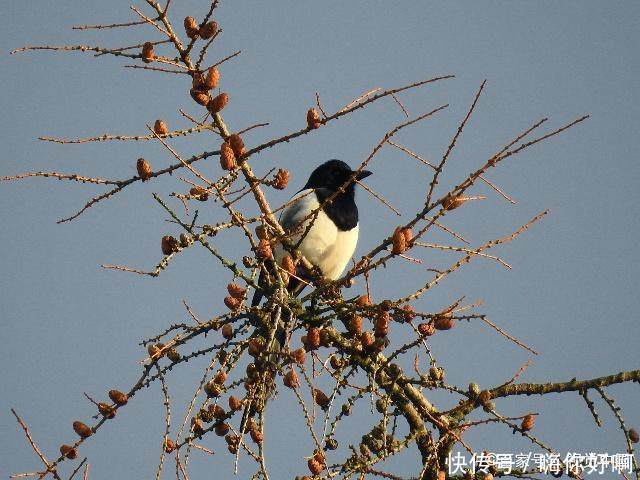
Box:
275, 189, 359, 280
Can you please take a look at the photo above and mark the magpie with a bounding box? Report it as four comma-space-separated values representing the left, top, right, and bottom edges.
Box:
251, 159, 371, 348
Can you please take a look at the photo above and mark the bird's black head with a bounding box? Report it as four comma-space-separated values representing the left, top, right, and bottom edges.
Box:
303, 159, 372, 194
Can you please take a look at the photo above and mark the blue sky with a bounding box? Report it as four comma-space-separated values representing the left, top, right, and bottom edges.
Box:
1, 1, 639, 479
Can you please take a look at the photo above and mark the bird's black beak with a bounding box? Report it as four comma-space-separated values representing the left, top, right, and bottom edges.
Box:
356, 170, 372, 181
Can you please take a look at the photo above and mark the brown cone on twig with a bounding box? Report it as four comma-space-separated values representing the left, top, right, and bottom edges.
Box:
190, 186, 209, 201
308, 457, 324, 475
73, 421, 92, 439
306, 327, 321, 350
291, 348, 306, 364
521, 414, 536, 432
433, 312, 454, 330
147, 343, 164, 359
307, 108, 322, 129
228, 133, 245, 158
348, 315, 363, 335
375, 311, 390, 337
153, 119, 168, 135
227, 283, 246, 299
207, 92, 228, 114
284, 369, 299, 389
418, 322, 435, 336
215, 423, 230, 436
312, 388, 330, 410
355, 295, 371, 308
256, 239, 272, 260
272, 169, 290, 190
221, 323, 233, 339
136, 158, 153, 181
108, 389, 128, 406
392, 226, 407, 254
184, 16, 199, 39
190, 88, 210, 106
60, 444, 78, 460
361, 331, 375, 349
443, 194, 468, 211
164, 438, 175, 453
224, 295, 241, 311
161, 235, 180, 255
204, 67, 220, 90
220, 141, 236, 170
141, 42, 154, 63
98, 403, 115, 419
250, 426, 263, 443
200, 21, 218, 39
229, 395, 243, 411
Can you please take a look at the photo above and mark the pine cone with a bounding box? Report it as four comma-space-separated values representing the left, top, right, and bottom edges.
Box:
392, 226, 407, 254
433, 313, 454, 330
227, 283, 246, 299
248, 338, 264, 357
207, 92, 228, 113
306, 108, 322, 129
256, 239, 273, 260
220, 141, 236, 170
98, 402, 115, 419
224, 295, 241, 311
60, 444, 78, 460
282, 254, 296, 275
360, 331, 375, 348
228, 133, 245, 158
398, 304, 415, 322
108, 389, 128, 406
250, 427, 263, 443
153, 119, 168, 135
161, 235, 179, 255
221, 323, 234, 339
213, 371, 227, 384
283, 369, 299, 389
189, 186, 209, 201
204, 381, 222, 398
204, 66, 220, 90
167, 347, 181, 362
429, 366, 445, 382
521, 414, 536, 432
417, 322, 435, 336
443, 194, 467, 211
272, 169, 290, 190
184, 16, 199, 39
355, 295, 372, 308
215, 423, 230, 436
228, 395, 243, 411
348, 315, 363, 335
291, 348, 306, 365
190, 88, 210, 106
374, 311, 390, 337
200, 21, 218, 39
402, 227, 413, 245
308, 458, 324, 475
306, 327, 321, 350
312, 388, 330, 409
136, 158, 153, 181
164, 438, 175, 453
147, 343, 164, 359
141, 42, 154, 63
209, 404, 226, 419
72, 421, 92, 439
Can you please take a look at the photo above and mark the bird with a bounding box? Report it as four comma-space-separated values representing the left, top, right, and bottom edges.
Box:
251, 159, 372, 348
